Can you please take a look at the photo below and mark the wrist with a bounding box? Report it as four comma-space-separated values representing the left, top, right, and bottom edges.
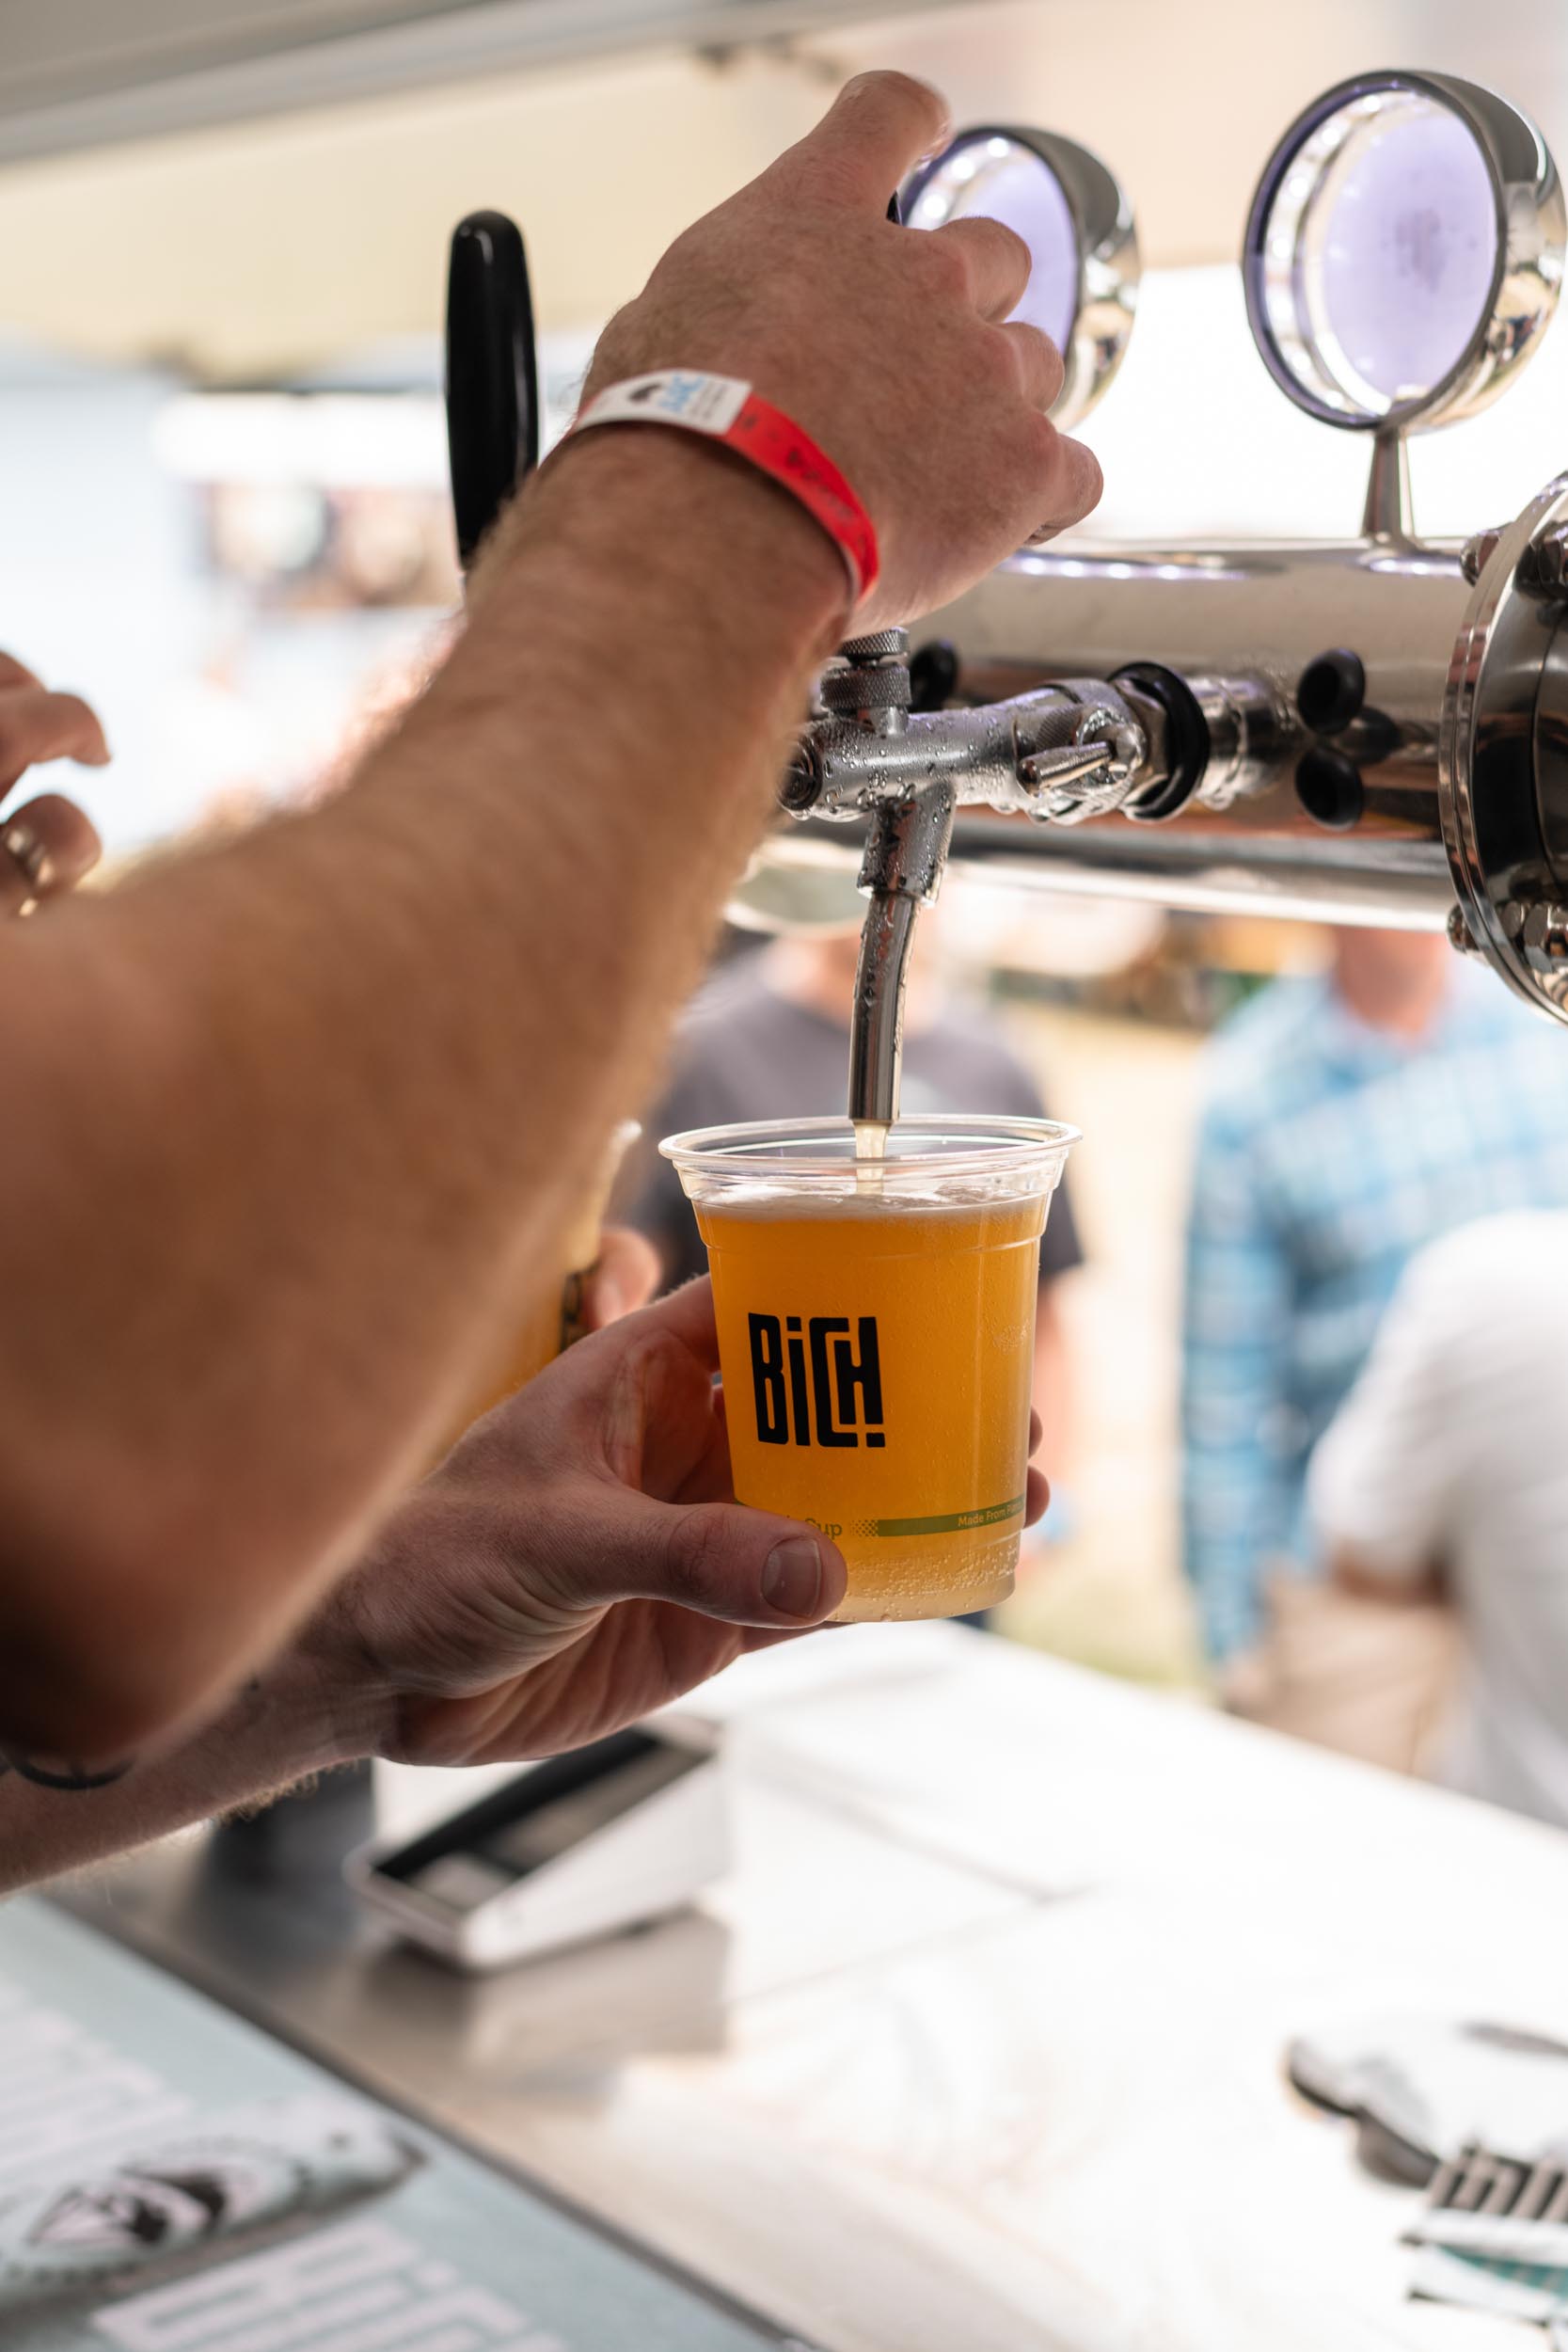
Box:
509, 423, 851, 668
268, 1608, 393, 1773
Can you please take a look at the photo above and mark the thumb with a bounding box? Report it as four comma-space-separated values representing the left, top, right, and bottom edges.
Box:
581, 1489, 848, 1629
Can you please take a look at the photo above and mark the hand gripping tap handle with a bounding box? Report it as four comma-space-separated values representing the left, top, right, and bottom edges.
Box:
837, 190, 905, 660
445, 210, 541, 573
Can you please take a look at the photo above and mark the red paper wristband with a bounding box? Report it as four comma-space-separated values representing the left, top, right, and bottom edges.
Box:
571, 371, 879, 610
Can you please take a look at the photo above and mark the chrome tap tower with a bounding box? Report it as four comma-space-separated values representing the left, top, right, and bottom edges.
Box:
768, 74, 1568, 1120
443, 71, 1568, 1129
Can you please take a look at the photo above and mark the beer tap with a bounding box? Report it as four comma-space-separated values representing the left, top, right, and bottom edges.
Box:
440, 72, 1568, 1054
805, 156, 1151, 1130
786, 628, 1239, 1126
751, 73, 1568, 1051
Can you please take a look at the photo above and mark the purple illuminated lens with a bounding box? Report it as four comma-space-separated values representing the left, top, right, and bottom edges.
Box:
1311, 100, 1497, 403
917, 140, 1078, 357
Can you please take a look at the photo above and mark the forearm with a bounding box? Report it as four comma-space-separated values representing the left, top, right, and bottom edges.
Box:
0, 1643, 383, 1899
0, 431, 842, 1756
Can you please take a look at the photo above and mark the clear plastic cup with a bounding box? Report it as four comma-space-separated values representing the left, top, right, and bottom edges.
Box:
662, 1114, 1078, 1622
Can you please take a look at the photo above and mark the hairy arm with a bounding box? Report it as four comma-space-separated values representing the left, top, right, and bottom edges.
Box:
0, 1266, 1052, 1897
0, 437, 839, 1762
0, 72, 1098, 1765
0, 1651, 369, 1899
0, 1277, 846, 1896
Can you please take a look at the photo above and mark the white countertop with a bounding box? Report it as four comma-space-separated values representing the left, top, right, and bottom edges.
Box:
60, 1625, 1568, 2351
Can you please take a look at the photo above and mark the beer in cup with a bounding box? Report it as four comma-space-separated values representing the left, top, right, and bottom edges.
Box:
662, 1115, 1077, 1621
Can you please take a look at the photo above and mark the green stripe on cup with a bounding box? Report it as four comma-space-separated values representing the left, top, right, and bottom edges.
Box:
858, 1494, 1026, 1539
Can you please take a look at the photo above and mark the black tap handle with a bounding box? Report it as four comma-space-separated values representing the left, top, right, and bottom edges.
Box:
445, 210, 540, 573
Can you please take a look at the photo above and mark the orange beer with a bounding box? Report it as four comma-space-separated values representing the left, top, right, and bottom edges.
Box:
665, 1117, 1077, 1621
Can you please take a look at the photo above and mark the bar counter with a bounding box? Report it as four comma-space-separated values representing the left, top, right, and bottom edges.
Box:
44, 1625, 1568, 2351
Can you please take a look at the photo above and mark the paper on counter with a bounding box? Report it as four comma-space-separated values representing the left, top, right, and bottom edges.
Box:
0, 2095, 418, 2315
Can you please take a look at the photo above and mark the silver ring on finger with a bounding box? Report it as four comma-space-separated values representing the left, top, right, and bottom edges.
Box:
0, 818, 52, 914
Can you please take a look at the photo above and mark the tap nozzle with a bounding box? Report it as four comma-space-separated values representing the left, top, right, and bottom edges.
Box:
849, 885, 921, 1131
847, 781, 958, 1130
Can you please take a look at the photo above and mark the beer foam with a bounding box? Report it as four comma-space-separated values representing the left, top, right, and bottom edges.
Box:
697, 1180, 1048, 1219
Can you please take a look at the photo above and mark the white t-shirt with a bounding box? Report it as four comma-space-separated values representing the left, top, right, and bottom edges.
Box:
1307, 1210, 1568, 1828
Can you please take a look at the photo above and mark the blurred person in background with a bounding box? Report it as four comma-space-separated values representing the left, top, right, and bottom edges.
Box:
0, 72, 1093, 1879
1182, 928, 1568, 1758
1309, 1211, 1568, 1826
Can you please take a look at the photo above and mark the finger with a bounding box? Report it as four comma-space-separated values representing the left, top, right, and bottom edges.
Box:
613, 1274, 721, 1374
0, 653, 42, 692
999, 321, 1067, 410
1028, 1407, 1043, 1455
683, 1376, 731, 1491
559, 1488, 847, 1629
1024, 421, 1103, 545
580, 1227, 661, 1331
0, 793, 103, 915
783, 71, 951, 211
0, 686, 110, 793
1024, 1466, 1051, 1528
927, 215, 1033, 323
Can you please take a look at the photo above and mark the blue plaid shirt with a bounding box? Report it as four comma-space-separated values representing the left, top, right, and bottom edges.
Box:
1181, 965, 1568, 1661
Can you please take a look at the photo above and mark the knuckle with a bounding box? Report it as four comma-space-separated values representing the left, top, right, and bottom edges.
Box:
0, 706, 29, 766
658, 1508, 725, 1614
51, 691, 92, 733
974, 323, 1022, 390
1017, 325, 1068, 404
0, 693, 86, 782
978, 215, 1032, 278
1010, 320, 1057, 368
846, 67, 943, 123
1021, 407, 1064, 469
914, 234, 969, 301
616, 1321, 687, 1404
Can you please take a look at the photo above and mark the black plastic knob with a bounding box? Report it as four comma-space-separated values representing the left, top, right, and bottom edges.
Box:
779, 749, 823, 812
909, 640, 960, 712
1108, 661, 1209, 821
1296, 648, 1366, 737
445, 211, 540, 572
1295, 746, 1365, 831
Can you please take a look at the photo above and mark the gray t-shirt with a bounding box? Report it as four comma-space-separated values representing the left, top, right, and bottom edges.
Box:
625, 961, 1084, 1295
